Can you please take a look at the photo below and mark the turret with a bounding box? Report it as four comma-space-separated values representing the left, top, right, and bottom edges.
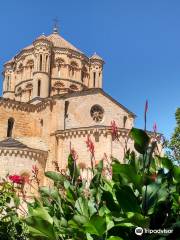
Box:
90, 53, 104, 88
3, 60, 14, 99
32, 34, 52, 99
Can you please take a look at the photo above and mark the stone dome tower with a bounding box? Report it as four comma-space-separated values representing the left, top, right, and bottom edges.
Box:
2, 28, 105, 103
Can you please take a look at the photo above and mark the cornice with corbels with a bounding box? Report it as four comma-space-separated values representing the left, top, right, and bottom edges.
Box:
0, 148, 48, 161
0, 97, 57, 113
53, 126, 130, 139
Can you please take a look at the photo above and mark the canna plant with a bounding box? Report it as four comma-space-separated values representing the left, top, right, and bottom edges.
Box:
24, 127, 180, 240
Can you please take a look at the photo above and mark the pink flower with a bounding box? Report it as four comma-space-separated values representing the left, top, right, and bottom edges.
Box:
85, 136, 95, 157
9, 175, 24, 184
110, 120, 119, 140
153, 122, 157, 133
70, 148, 78, 161
32, 165, 38, 175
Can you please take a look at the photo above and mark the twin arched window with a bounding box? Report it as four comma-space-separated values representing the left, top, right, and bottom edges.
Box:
26, 60, 34, 78
69, 61, 78, 78
55, 58, 65, 78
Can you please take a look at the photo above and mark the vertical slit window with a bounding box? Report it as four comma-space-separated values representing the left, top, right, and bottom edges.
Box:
39, 54, 43, 71
7, 118, 14, 137
6, 76, 10, 91
58, 66, 61, 77
93, 72, 96, 87
123, 116, 127, 128
45, 55, 48, 72
37, 80, 41, 96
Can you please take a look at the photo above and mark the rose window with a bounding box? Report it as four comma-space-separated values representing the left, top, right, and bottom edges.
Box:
90, 105, 104, 122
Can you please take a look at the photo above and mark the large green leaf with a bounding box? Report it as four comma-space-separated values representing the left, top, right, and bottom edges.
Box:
130, 128, 150, 154
25, 205, 57, 239
142, 183, 159, 214
39, 186, 59, 200
75, 197, 89, 217
114, 185, 141, 213
45, 171, 66, 184
68, 154, 80, 182
126, 212, 149, 228
102, 191, 120, 213
112, 161, 142, 192
84, 215, 107, 236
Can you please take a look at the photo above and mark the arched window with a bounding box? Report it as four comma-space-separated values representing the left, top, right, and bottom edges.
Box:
55, 58, 65, 78
39, 54, 43, 71
7, 118, 14, 137
26, 60, 34, 78
37, 80, 41, 96
69, 61, 78, 78
81, 66, 87, 83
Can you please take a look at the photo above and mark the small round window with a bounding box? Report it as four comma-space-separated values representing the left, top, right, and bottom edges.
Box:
90, 105, 104, 122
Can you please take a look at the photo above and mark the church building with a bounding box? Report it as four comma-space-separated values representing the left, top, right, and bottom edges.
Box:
0, 26, 136, 183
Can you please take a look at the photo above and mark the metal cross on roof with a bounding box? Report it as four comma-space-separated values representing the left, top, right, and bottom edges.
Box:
53, 17, 59, 34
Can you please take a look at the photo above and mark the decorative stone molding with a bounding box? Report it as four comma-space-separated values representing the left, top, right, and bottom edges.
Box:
53, 126, 130, 139
0, 148, 48, 161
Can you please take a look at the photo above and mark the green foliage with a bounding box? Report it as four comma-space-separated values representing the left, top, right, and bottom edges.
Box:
0, 181, 28, 240
169, 108, 180, 161
1, 129, 180, 240
23, 130, 180, 239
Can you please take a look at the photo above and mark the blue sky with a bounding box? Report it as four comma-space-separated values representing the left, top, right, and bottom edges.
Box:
0, 0, 179, 138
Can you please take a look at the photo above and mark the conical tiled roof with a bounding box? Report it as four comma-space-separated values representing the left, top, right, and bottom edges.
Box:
23, 32, 82, 54
47, 33, 82, 53
90, 52, 103, 61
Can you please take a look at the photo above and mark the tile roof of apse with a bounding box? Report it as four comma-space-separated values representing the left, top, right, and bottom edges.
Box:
0, 138, 28, 148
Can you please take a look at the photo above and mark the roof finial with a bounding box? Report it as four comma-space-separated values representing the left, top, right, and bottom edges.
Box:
53, 17, 59, 34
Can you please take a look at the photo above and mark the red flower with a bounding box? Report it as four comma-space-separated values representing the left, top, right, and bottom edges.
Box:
9, 175, 24, 184
70, 148, 78, 161
85, 136, 95, 156
110, 120, 119, 140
